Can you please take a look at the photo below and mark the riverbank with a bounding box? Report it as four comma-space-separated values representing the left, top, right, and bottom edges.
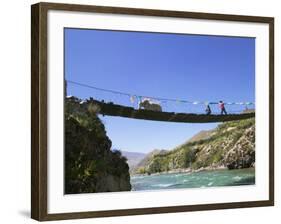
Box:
131, 165, 228, 177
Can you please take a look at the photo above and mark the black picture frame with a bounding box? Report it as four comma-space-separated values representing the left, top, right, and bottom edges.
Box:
31, 2, 274, 221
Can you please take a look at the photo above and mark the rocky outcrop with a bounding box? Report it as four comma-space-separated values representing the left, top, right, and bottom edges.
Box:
65, 97, 131, 194
224, 126, 255, 169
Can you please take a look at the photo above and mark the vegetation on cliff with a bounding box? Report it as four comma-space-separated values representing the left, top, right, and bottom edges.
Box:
134, 118, 255, 174
65, 97, 131, 194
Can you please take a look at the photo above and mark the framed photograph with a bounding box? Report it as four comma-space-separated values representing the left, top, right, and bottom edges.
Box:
31, 2, 274, 221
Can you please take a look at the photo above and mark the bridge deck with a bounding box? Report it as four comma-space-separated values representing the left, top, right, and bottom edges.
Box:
89, 99, 255, 123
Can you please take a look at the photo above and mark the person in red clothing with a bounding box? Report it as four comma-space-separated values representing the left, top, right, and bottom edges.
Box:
219, 100, 227, 115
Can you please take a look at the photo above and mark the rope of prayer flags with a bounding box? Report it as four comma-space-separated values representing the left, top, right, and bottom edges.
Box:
66, 80, 255, 107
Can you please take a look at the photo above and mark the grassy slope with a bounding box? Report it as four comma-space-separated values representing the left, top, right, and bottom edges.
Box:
135, 118, 255, 174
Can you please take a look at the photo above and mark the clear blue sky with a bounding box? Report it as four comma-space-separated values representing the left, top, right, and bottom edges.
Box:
64, 28, 255, 153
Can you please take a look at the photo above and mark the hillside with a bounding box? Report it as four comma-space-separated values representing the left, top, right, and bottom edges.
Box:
121, 151, 146, 171
65, 96, 131, 194
134, 118, 255, 174
133, 149, 167, 174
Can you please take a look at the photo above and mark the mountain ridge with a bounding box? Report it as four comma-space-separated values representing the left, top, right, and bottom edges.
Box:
121, 151, 146, 171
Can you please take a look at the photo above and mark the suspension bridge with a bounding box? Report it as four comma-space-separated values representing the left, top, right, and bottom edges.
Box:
66, 80, 255, 123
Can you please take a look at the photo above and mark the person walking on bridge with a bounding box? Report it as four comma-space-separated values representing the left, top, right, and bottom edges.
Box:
219, 100, 227, 115
205, 104, 211, 115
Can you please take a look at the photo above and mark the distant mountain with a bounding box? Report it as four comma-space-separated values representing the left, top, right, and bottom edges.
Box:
121, 151, 146, 171
131, 149, 168, 174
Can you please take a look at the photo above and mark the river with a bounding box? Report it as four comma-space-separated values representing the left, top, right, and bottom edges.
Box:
131, 168, 255, 191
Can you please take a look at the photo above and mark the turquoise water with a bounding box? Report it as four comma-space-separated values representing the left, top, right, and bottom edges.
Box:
131, 168, 255, 191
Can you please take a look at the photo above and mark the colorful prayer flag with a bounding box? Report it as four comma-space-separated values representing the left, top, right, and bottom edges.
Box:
130, 95, 136, 104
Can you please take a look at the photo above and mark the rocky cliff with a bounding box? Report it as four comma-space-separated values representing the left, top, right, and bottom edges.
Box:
134, 118, 255, 174
65, 97, 131, 194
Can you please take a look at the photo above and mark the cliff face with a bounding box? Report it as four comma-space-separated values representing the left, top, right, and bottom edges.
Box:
65, 97, 131, 194
134, 118, 255, 174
